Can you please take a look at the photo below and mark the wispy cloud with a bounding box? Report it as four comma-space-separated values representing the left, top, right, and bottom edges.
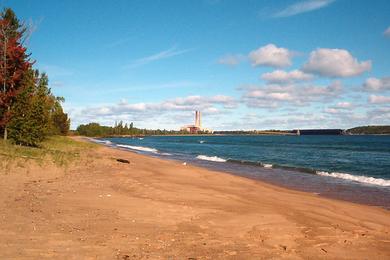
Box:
124, 46, 193, 69
273, 0, 335, 18
106, 36, 134, 48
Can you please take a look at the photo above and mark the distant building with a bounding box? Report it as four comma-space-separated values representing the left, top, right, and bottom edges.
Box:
180, 111, 213, 134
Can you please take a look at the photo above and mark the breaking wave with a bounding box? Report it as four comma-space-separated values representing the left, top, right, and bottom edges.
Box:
160, 152, 172, 156
196, 155, 227, 162
93, 139, 112, 145
117, 144, 158, 153
316, 171, 390, 187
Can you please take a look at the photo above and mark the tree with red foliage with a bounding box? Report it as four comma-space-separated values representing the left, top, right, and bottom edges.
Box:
0, 8, 32, 140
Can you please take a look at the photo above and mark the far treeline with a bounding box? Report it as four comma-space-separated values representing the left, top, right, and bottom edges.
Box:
76, 122, 190, 137
346, 126, 390, 135
0, 8, 70, 146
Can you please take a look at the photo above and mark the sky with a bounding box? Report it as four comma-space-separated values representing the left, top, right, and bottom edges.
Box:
4, 0, 390, 130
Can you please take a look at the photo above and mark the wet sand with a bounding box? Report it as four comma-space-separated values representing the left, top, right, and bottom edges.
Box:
0, 137, 389, 259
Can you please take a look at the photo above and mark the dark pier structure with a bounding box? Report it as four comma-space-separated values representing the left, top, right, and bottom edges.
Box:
292, 129, 345, 135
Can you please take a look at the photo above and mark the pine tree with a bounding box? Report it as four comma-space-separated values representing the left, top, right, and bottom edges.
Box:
8, 71, 51, 146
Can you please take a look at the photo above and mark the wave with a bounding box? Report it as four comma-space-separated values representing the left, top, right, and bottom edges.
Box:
199, 140, 205, 144
93, 139, 112, 145
226, 159, 273, 169
117, 144, 158, 153
316, 171, 390, 187
196, 155, 227, 162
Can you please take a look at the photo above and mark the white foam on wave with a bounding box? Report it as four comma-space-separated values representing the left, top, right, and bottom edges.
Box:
263, 164, 273, 168
117, 144, 158, 153
199, 140, 205, 144
316, 171, 390, 187
196, 155, 226, 162
93, 139, 112, 145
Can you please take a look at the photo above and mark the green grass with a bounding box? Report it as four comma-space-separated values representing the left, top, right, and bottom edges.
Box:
0, 135, 97, 168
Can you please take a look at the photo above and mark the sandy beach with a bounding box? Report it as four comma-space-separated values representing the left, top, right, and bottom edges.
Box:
0, 137, 389, 259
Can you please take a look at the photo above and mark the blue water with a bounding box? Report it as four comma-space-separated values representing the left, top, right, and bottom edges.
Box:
100, 135, 390, 208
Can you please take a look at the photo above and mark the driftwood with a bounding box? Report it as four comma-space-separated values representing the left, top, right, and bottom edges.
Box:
116, 158, 130, 164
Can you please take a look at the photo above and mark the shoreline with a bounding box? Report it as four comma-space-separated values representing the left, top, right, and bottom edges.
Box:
95, 136, 390, 209
84, 137, 390, 213
1, 136, 389, 258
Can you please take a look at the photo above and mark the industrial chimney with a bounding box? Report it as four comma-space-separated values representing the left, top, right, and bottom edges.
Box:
195, 111, 201, 128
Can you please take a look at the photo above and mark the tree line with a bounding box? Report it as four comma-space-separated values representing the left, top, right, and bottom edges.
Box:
0, 8, 69, 146
76, 121, 191, 137
347, 125, 390, 135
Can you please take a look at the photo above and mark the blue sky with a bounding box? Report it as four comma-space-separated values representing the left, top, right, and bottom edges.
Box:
5, 0, 390, 130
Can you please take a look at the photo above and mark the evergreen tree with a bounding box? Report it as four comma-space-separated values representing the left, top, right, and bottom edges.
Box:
8, 71, 51, 146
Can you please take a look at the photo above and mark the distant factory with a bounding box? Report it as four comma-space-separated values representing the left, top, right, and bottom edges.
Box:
180, 111, 213, 134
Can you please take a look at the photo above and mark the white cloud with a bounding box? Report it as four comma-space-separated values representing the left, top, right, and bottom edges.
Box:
261, 69, 313, 83
249, 44, 294, 68
363, 77, 390, 92
241, 81, 343, 108
368, 95, 390, 104
273, 0, 335, 18
324, 108, 340, 114
219, 105, 390, 131
324, 101, 354, 114
302, 48, 371, 77
75, 95, 238, 126
367, 107, 390, 123
334, 101, 353, 108
236, 113, 330, 130
217, 54, 245, 66
384, 26, 390, 37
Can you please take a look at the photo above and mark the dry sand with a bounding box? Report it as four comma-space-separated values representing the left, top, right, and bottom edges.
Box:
0, 137, 389, 259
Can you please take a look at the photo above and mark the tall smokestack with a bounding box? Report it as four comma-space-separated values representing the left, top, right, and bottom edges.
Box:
195, 111, 201, 128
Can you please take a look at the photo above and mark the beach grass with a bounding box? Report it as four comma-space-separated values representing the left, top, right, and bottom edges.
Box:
0, 136, 97, 170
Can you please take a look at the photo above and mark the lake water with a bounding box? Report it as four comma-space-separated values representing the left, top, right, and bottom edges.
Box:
99, 135, 390, 208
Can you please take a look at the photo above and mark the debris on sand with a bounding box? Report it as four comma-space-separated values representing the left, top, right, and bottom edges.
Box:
116, 158, 130, 164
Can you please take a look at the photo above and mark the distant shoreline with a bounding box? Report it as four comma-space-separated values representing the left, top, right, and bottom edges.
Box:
78, 132, 390, 138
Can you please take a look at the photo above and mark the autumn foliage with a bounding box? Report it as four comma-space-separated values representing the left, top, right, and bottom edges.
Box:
0, 8, 69, 146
